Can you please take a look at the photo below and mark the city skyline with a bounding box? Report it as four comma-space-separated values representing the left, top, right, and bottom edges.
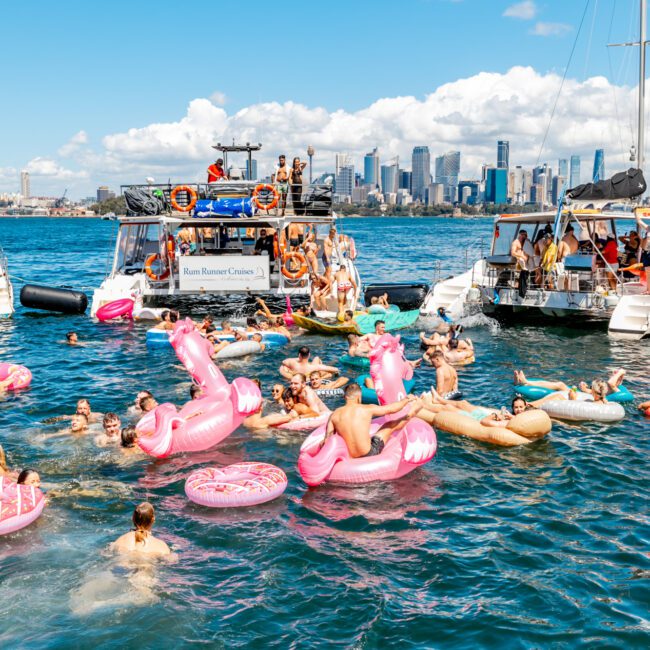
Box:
0, 1, 645, 198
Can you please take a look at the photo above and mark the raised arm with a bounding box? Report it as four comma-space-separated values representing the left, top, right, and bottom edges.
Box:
369, 395, 415, 417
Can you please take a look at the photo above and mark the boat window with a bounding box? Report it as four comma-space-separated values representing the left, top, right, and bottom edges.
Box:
116, 223, 161, 272
492, 221, 520, 255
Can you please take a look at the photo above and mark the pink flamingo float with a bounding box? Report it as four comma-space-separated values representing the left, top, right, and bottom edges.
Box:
298, 333, 437, 485
136, 318, 261, 457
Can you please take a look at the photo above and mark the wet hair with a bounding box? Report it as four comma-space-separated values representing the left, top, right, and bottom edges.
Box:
140, 396, 156, 412
375, 320, 385, 328
169, 311, 179, 323
203, 314, 214, 324
246, 316, 258, 327
252, 333, 263, 342
511, 396, 527, 412
565, 225, 574, 233
449, 338, 459, 350
189, 385, 202, 399
121, 426, 138, 448
292, 373, 306, 385
161, 310, 170, 320
292, 157, 300, 168
591, 380, 608, 400
73, 413, 89, 425
103, 412, 120, 427
432, 350, 445, 360
251, 378, 262, 389
221, 320, 231, 329
298, 346, 310, 359
0, 444, 7, 472
17, 468, 38, 485
345, 310, 354, 319
347, 333, 358, 344
205, 324, 216, 334
66, 331, 76, 341
282, 387, 294, 404
77, 398, 90, 409
344, 383, 361, 399
136, 390, 153, 404
132, 502, 155, 545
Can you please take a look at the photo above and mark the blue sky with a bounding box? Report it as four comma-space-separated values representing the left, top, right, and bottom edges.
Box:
0, 0, 644, 197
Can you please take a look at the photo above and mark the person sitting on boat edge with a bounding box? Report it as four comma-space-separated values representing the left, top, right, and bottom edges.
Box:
320, 384, 422, 458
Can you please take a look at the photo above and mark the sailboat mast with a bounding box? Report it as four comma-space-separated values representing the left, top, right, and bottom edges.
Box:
639, 0, 647, 172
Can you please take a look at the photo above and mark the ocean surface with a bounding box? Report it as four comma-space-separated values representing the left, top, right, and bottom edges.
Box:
0, 217, 648, 648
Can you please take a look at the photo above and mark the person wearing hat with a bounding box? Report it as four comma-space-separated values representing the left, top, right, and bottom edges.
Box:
207, 158, 228, 183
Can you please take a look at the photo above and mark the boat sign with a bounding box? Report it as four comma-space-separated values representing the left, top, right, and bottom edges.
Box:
178, 256, 270, 291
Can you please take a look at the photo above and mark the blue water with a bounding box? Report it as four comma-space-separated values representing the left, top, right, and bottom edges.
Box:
0, 217, 649, 648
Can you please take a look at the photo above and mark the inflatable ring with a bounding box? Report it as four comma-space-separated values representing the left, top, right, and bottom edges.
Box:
540, 398, 625, 423
0, 476, 45, 535
185, 463, 287, 507
340, 354, 370, 369
278, 411, 330, 431
96, 298, 134, 322
356, 374, 415, 405
144, 253, 170, 282
170, 185, 198, 212
281, 252, 308, 280
0, 362, 32, 391
253, 184, 279, 211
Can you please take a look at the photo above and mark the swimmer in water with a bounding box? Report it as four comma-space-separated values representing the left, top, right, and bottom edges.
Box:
282, 388, 318, 419
17, 468, 41, 487
120, 426, 141, 454
128, 391, 153, 418
189, 385, 203, 400
111, 502, 171, 556
66, 331, 79, 345
139, 396, 158, 413
95, 413, 122, 447
76, 398, 102, 424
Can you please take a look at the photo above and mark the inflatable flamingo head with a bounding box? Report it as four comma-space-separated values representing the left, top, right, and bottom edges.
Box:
369, 334, 412, 405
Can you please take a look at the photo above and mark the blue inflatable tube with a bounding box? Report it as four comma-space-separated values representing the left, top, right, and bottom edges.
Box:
146, 328, 171, 348
146, 328, 288, 350
340, 354, 370, 369
515, 379, 634, 403
193, 198, 254, 218
355, 373, 416, 405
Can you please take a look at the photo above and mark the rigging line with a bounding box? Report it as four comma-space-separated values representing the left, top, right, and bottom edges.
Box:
536, 0, 592, 166
606, 0, 627, 162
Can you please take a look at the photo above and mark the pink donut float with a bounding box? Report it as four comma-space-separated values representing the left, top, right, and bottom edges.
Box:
278, 411, 330, 432
96, 298, 134, 322
0, 476, 45, 535
0, 363, 32, 391
185, 463, 288, 507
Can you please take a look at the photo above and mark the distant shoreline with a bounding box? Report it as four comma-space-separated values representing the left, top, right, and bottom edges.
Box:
0, 213, 492, 220
0, 214, 101, 219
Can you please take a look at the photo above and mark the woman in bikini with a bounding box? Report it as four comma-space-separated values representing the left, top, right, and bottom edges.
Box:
334, 265, 356, 320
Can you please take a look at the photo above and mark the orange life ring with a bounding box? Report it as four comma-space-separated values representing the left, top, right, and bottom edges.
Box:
166, 234, 176, 263
253, 183, 279, 211
281, 252, 308, 280
170, 185, 198, 212
144, 253, 170, 281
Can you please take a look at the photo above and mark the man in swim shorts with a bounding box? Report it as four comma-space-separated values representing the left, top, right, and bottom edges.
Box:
430, 351, 459, 399
321, 384, 421, 458
274, 155, 290, 216
322, 228, 336, 276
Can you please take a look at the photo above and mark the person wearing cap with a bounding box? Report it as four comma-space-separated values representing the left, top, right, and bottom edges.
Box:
207, 158, 228, 183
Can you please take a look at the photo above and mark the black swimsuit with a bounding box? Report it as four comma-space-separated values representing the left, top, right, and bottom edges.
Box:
363, 436, 385, 457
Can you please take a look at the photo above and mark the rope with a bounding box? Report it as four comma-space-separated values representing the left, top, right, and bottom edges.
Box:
536, 0, 592, 165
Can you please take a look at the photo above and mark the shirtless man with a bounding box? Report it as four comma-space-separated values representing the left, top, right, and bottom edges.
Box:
66, 331, 79, 345
286, 222, 305, 250
177, 226, 194, 255
359, 320, 386, 349
430, 350, 459, 399
562, 224, 580, 254
289, 373, 329, 414
279, 346, 339, 380
321, 384, 421, 458
94, 413, 122, 447
309, 371, 349, 391
334, 265, 357, 320
274, 155, 290, 216
155, 310, 179, 331
76, 399, 102, 424
219, 320, 237, 336
347, 333, 371, 358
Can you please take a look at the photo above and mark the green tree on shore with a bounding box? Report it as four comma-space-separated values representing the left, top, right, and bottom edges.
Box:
91, 196, 127, 215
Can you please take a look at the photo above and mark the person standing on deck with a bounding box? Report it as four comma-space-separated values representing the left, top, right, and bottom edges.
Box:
273, 155, 290, 216
207, 158, 228, 183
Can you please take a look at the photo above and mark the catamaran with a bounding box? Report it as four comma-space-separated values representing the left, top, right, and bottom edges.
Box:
421, 2, 650, 340
91, 143, 362, 318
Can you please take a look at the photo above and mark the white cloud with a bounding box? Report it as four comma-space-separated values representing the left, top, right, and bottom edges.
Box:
58, 130, 89, 157
503, 1, 537, 20
531, 22, 572, 37
25, 157, 88, 180
209, 91, 227, 106
13, 66, 639, 196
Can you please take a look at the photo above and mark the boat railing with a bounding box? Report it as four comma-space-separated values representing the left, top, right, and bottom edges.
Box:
120, 182, 333, 218
431, 237, 486, 286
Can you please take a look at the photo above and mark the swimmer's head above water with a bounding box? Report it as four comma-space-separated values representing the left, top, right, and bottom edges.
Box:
17, 468, 40, 488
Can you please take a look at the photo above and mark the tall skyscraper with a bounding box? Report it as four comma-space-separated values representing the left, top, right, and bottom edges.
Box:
363, 148, 380, 188
497, 141, 509, 170
380, 163, 398, 197
558, 158, 568, 178
435, 151, 461, 202
485, 168, 507, 204
398, 170, 412, 192
96, 186, 114, 202
411, 146, 431, 201
335, 164, 354, 199
592, 149, 605, 182
570, 155, 581, 188
245, 159, 258, 181
335, 153, 352, 176
20, 170, 30, 199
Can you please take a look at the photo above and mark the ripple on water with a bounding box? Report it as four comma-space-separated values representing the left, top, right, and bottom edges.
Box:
0, 217, 649, 647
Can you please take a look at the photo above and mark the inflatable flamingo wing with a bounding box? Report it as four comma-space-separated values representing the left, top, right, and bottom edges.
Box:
298, 432, 350, 486
370, 334, 411, 405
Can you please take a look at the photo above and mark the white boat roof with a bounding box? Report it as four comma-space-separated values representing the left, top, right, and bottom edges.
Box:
116, 214, 337, 227
496, 207, 646, 224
